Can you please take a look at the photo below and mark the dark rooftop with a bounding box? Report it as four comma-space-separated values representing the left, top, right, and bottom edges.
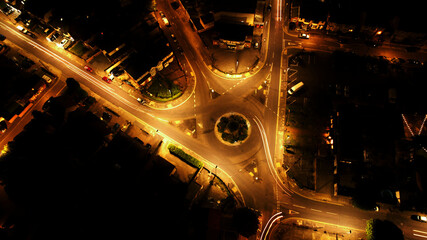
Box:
295, 0, 426, 32
213, 0, 257, 13
216, 22, 253, 42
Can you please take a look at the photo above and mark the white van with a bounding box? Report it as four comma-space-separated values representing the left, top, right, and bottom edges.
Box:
288, 82, 304, 95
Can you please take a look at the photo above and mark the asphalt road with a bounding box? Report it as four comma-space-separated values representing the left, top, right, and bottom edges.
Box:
1, 1, 427, 239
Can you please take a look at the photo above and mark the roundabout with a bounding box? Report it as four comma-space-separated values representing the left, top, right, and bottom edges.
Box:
214, 112, 251, 146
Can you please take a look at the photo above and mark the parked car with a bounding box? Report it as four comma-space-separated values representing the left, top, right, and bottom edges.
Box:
59, 38, 68, 48
102, 76, 112, 84
374, 205, 379, 212
111, 67, 124, 77
42, 75, 53, 84
288, 82, 304, 95
2, 5, 14, 15
101, 112, 112, 123
411, 215, 427, 223
0, 117, 7, 134
0, 34, 6, 41
0, 43, 9, 54
42, 96, 54, 111
112, 123, 120, 132
48, 32, 59, 42
170, 33, 177, 42
84, 65, 93, 72
159, 11, 170, 26
407, 59, 422, 66
25, 31, 37, 39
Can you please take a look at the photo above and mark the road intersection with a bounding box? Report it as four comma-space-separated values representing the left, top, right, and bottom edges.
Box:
1, 0, 427, 239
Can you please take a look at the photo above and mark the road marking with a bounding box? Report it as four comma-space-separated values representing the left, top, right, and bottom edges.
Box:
414, 230, 427, 234
292, 204, 305, 209
275, 184, 280, 213
414, 234, 427, 238
326, 212, 338, 215
310, 208, 322, 212
288, 209, 299, 214
253, 116, 292, 196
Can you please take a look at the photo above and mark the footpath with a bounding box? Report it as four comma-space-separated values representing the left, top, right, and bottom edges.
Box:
271, 217, 366, 240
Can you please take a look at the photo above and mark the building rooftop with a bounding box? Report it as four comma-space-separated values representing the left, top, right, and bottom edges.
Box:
213, 0, 257, 13
216, 22, 253, 42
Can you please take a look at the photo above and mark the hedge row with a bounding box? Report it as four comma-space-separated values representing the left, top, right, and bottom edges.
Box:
168, 144, 204, 169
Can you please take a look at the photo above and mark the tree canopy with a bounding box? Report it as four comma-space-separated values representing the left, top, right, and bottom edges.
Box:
232, 207, 260, 238
366, 219, 403, 240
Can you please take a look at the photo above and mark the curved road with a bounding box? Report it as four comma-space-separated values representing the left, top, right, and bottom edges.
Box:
1, 0, 427, 239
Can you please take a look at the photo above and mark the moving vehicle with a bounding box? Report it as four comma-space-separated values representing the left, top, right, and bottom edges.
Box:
137, 98, 146, 104
288, 82, 304, 95
298, 33, 310, 39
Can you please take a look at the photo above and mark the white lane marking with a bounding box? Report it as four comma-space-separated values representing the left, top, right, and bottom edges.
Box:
292, 204, 305, 209
253, 116, 292, 196
414, 230, 427, 234
311, 208, 322, 212
414, 234, 427, 238
326, 212, 338, 215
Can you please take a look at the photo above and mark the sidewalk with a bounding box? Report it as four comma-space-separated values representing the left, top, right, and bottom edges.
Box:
271, 217, 365, 240
164, 139, 246, 206
285, 23, 427, 57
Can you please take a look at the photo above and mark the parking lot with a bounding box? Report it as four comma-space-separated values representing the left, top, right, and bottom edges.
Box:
283, 48, 426, 199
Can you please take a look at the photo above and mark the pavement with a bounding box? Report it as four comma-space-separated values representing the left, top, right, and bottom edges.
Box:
271, 217, 366, 240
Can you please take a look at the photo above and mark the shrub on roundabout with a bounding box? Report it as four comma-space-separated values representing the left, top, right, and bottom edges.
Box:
216, 114, 249, 144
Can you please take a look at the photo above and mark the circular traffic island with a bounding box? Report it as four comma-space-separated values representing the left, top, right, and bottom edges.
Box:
215, 113, 251, 146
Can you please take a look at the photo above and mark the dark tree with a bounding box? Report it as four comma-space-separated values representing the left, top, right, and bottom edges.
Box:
232, 207, 260, 238
352, 180, 377, 210
65, 78, 80, 91
366, 219, 403, 240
